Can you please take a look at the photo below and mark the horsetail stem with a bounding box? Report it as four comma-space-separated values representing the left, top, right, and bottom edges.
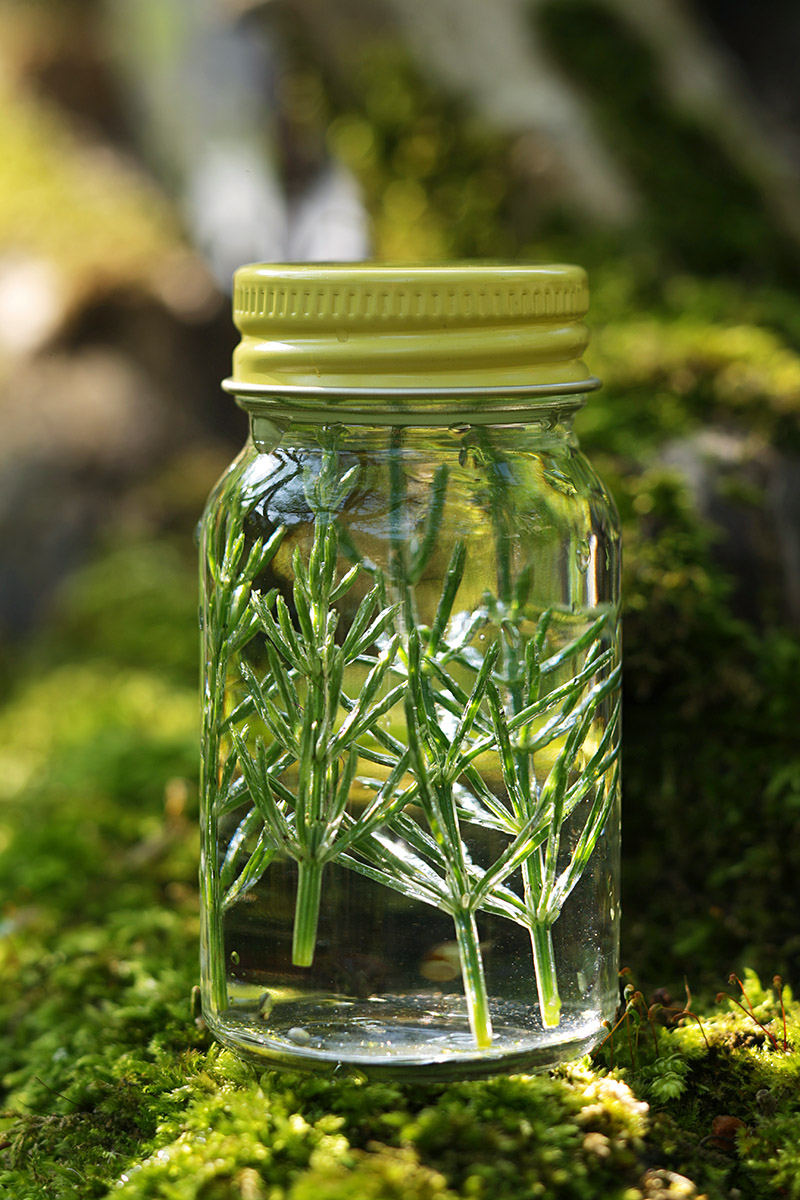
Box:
531, 920, 562, 1028
292, 859, 325, 967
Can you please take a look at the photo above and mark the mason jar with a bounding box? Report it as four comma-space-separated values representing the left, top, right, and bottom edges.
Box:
199, 263, 621, 1080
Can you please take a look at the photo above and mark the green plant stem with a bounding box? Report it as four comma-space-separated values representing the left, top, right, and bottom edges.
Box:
290, 645, 330, 969
519, 853, 560, 1027
530, 919, 561, 1028
293, 859, 325, 968
201, 634, 234, 1013
476, 427, 567, 1027
388, 426, 414, 623
452, 906, 493, 1049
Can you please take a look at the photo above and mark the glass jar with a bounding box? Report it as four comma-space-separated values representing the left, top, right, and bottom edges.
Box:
199, 263, 621, 1080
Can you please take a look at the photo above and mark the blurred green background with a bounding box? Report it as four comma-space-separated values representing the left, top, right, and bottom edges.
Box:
2, 1, 800, 1193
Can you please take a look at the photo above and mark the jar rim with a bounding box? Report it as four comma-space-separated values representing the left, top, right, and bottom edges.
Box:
223, 378, 599, 427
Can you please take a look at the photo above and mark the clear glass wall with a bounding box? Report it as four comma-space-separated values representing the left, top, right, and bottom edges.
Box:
199, 410, 620, 1079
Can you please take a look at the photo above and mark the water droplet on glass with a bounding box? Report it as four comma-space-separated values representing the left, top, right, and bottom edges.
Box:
230, 950, 240, 966
336, 327, 349, 343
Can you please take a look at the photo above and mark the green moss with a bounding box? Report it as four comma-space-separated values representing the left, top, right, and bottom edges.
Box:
0, 659, 198, 921
3, 1035, 654, 1199
580, 315, 800, 456
27, 537, 201, 686
8, 969, 799, 1200
586, 972, 800, 1199
290, 1147, 457, 1200
3, 683, 796, 1200
303, 40, 522, 261
604, 463, 800, 985
536, 0, 800, 282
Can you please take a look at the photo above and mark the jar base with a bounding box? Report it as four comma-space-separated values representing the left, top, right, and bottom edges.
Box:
206, 990, 607, 1081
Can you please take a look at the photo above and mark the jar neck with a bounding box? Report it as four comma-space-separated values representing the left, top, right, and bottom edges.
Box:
232, 384, 590, 427
248, 410, 582, 456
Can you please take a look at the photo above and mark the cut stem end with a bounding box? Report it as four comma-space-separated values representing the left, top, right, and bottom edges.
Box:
531, 920, 562, 1029
453, 907, 493, 1049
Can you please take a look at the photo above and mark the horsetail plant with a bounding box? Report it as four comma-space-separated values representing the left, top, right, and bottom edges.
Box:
402, 627, 499, 1048
465, 428, 622, 1026
483, 631, 621, 1027
227, 452, 403, 968
201, 502, 286, 1009
340, 603, 620, 1038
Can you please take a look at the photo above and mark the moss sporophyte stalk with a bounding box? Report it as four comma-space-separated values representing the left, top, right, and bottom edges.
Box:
200, 263, 621, 1076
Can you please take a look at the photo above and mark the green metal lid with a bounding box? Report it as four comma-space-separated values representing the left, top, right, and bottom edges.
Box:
223, 262, 599, 423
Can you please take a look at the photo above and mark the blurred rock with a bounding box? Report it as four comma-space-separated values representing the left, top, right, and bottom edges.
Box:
0, 273, 242, 641
662, 429, 800, 626
0, 347, 169, 636
2, 348, 169, 471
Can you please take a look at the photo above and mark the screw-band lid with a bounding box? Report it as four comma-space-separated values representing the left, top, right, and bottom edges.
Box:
223, 262, 599, 419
